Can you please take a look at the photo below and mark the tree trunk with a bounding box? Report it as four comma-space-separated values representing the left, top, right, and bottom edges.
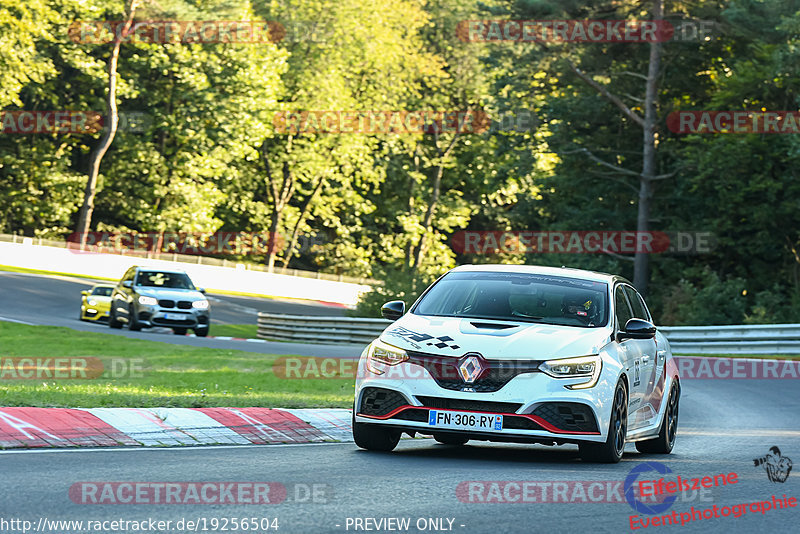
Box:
280, 176, 324, 269
75, 0, 139, 247
634, 0, 664, 296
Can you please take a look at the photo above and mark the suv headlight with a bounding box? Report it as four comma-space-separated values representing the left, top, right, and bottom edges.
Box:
539, 355, 602, 389
138, 296, 158, 306
192, 300, 209, 309
365, 339, 408, 375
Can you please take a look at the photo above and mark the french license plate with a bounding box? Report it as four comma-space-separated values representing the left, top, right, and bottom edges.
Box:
427, 410, 503, 432
163, 313, 185, 320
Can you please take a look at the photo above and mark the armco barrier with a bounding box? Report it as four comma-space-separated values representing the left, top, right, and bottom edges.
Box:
257, 313, 390, 345
256, 314, 800, 354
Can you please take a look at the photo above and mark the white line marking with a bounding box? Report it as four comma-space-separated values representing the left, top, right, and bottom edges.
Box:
0, 316, 35, 325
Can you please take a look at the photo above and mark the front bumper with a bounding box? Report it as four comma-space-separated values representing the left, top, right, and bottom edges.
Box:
81, 304, 110, 322
354, 355, 619, 444
135, 304, 209, 329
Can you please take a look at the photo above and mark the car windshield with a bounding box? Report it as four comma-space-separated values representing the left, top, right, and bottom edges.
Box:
135, 271, 195, 290
414, 271, 609, 328
91, 287, 113, 296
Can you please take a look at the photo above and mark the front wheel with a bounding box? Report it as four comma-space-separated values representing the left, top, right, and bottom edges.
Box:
108, 305, 123, 329
636, 381, 679, 454
128, 306, 142, 332
352, 412, 400, 452
194, 327, 209, 337
579, 379, 627, 463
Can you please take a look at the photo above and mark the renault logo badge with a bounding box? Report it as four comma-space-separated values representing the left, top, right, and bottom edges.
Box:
459, 355, 483, 384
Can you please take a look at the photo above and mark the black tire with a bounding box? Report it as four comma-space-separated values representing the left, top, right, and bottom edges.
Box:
636, 381, 679, 454
108, 305, 123, 329
434, 434, 469, 446
79, 309, 85, 321
128, 305, 142, 331
352, 412, 400, 452
579, 379, 628, 463
173, 328, 188, 335
194, 327, 209, 337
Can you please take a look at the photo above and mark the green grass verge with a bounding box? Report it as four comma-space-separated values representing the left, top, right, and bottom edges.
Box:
0, 322, 353, 409
210, 323, 259, 339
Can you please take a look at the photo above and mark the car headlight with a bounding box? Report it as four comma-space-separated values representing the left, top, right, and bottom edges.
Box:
539, 355, 602, 389
192, 299, 209, 309
88, 299, 98, 306
138, 296, 158, 306
365, 339, 408, 375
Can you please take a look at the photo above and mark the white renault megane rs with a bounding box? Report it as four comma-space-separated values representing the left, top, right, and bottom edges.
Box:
353, 264, 680, 462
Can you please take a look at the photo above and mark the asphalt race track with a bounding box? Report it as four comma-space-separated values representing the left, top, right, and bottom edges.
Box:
0, 271, 360, 358
1, 271, 799, 533
1, 379, 798, 533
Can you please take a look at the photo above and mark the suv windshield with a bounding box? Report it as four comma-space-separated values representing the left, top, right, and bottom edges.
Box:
135, 271, 195, 290
414, 271, 609, 328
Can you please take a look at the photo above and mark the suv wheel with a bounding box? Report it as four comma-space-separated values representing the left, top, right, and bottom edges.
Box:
108, 305, 122, 329
579, 379, 627, 463
194, 327, 209, 337
128, 305, 142, 331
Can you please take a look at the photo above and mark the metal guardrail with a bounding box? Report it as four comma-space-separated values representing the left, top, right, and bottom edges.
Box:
256, 313, 800, 354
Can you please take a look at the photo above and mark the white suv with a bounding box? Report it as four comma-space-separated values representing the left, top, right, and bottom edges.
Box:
353, 264, 680, 463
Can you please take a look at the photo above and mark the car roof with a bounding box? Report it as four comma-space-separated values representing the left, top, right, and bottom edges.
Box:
92, 283, 115, 288
449, 264, 631, 286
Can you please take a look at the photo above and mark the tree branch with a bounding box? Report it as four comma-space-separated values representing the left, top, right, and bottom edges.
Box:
567, 60, 645, 128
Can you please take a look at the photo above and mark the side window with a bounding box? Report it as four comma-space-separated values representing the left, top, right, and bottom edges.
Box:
614, 286, 633, 330
624, 285, 650, 321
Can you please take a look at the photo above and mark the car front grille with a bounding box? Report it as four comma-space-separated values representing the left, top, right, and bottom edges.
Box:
158, 299, 175, 308
406, 350, 542, 393
415, 396, 522, 413
532, 402, 599, 433
177, 301, 192, 309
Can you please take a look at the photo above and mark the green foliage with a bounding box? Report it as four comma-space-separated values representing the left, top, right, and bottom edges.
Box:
1, 0, 798, 326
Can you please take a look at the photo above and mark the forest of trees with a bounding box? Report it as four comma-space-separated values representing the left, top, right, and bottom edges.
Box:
1, 0, 799, 324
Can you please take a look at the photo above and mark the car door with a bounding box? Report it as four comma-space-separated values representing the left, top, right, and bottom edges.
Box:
624, 285, 662, 426
613, 285, 644, 428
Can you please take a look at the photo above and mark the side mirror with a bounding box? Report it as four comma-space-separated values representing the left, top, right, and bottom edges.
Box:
81, 290, 90, 296
381, 300, 405, 321
619, 318, 657, 341
197, 287, 206, 294
122, 280, 133, 289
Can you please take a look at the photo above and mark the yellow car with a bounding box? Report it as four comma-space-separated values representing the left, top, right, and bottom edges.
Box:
80, 284, 115, 322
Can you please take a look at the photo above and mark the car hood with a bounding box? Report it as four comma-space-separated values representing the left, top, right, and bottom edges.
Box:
379, 313, 612, 360
135, 288, 205, 301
